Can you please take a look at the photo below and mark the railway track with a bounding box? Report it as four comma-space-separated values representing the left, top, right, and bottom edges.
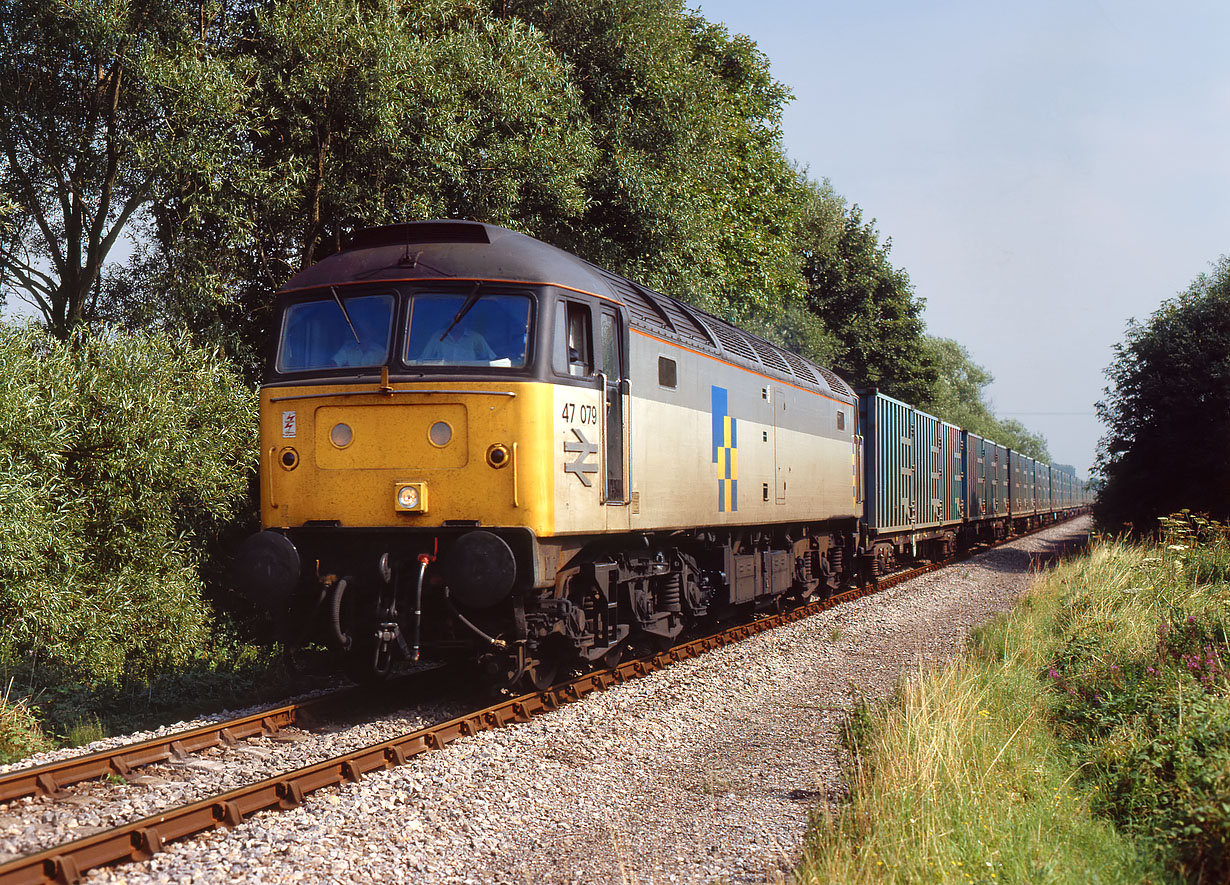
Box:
0, 517, 1087, 885
0, 666, 461, 806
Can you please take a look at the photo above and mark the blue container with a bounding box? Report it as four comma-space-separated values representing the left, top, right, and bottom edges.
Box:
963, 432, 988, 520
859, 391, 962, 533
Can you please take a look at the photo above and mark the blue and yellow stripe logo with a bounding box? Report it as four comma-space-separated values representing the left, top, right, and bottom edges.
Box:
712, 386, 737, 512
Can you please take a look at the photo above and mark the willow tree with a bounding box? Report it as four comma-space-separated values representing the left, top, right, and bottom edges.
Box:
0, 0, 247, 337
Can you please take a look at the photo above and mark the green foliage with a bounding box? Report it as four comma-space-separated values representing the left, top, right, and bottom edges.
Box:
800, 614, 1160, 884
1043, 516, 1230, 879
511, 0, 804, 316
245, 0, 595, 266
1095, 258, 1230, 531
97, 0, 826, 377
64, 715, 107, 749
23, 634, 293, 744
0, 324, 256, 685
923, 336, 1051, 460
798, 197, 938, 403
103, 0, 600, 376
0, 0, 247, 337
800, 521, 1230, 883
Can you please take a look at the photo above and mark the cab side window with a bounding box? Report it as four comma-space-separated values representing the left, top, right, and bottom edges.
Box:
598, 311, 620, 378
554, 300, 593, 377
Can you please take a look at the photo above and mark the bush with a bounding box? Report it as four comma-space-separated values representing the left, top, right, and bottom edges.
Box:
799, 517, 1230, 883
0, 324, 256, 685
1045, 517, 1230, 879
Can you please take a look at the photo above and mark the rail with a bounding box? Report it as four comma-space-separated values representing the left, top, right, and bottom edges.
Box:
0, 517, 1088, 885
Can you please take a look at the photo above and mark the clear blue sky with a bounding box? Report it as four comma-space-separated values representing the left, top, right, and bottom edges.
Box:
695, 0, 1230, 477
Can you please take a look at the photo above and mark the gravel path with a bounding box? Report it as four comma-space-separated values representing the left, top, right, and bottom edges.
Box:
5, 518, 1088, 884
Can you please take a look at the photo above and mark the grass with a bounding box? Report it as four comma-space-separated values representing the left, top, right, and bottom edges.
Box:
797, 513, 1230, 884
0, 628, 312, 764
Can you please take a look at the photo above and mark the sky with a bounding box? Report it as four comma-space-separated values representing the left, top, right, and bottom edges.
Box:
694, 0, 1230, 477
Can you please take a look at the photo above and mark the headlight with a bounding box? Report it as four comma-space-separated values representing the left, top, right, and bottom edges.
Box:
395, 482, 428, 512
486, 443, 510, 469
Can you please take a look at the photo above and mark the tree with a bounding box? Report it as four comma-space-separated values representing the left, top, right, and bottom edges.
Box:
1095, 258, 1230, 530
0, 0, 246, 337
798, 195, 938, 403
100, 0, 599, 374
507, 0, 805, 318
923, 336, 1050, 460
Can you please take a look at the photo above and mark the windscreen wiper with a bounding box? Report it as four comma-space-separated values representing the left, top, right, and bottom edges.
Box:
438, 282, 483, 341
332, 286, 361, 345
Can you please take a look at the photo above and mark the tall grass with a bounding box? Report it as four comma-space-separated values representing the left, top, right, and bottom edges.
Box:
799, 514, 1230, 884
0, 681, 53, 764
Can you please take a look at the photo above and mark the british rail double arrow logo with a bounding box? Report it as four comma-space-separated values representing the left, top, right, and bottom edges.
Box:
564, 428, 598, 486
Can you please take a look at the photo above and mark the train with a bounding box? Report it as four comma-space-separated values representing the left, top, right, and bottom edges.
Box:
234, 220, 1089, 688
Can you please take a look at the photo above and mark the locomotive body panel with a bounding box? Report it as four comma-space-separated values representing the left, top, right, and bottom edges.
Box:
622, 329, 857, 531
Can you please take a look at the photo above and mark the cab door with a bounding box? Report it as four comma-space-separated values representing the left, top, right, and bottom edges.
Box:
597, 306, 629, 508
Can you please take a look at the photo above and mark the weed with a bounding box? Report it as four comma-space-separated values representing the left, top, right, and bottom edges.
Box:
64, 715, 106, 748
0, 680, 53, 764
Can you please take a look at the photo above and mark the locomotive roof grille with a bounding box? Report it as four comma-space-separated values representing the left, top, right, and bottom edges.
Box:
815, 365, 854, 398
655, 296, 716, 348
782, 351, 818, 384
703, 319, 759, 363
597, 271, 677, 334
748, 337, 791, 374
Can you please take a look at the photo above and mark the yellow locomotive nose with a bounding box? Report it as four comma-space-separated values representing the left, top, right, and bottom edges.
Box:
314, 403, 469, 470
261, 379, 551, 532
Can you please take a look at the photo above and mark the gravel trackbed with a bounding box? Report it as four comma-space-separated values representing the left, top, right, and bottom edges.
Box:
7, 517, 1088, 884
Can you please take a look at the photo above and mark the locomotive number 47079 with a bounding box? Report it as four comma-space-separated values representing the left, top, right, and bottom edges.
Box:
560, 402, 599, 425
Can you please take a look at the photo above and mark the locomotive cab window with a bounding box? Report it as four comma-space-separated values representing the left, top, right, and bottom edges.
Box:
277, 292, 395, 373
554, 301, 593, 377
405, 291, 531, 368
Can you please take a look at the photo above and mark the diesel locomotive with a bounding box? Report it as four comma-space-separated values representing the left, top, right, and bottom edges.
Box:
234, 220, 1087, 687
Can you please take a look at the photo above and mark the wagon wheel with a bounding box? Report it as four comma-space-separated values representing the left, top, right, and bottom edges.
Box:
525, 659, 558, 692
602, 642, 626, 669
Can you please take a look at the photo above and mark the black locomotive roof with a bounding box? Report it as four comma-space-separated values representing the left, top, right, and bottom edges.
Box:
280, 221, 854, 400
280, 221, 617, 299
